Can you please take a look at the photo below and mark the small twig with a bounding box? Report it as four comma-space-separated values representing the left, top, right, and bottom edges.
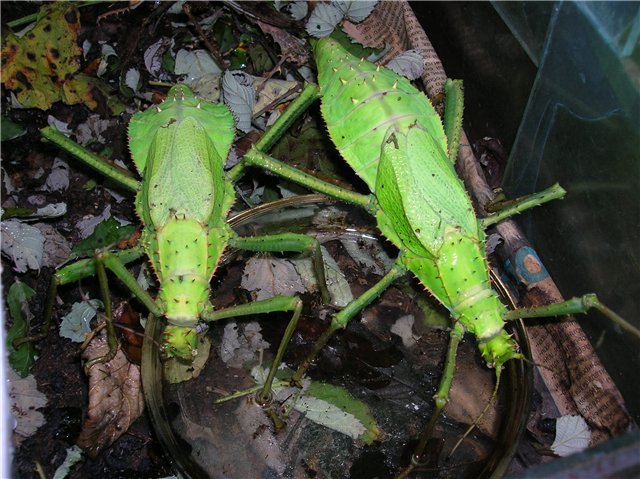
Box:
183, 3, 227, 67
80, 319, 108, 352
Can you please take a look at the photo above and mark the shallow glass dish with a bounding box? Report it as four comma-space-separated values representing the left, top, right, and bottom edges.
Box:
142, 195, 532, 479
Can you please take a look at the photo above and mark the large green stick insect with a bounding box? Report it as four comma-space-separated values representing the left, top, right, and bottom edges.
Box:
232, 36, 640, 470
15, 84, 329, 401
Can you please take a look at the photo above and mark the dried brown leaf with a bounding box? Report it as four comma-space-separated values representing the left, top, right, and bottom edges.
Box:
256, 20, 309, 66
77, 332, 144, 458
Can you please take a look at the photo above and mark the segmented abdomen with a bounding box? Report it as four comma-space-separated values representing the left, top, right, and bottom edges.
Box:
314, 37, 446, 191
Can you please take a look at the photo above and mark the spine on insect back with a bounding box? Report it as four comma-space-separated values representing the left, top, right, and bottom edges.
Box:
313, 36, 445, 192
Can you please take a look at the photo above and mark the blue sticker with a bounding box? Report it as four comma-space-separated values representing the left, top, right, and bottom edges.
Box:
514, 246, 549, 284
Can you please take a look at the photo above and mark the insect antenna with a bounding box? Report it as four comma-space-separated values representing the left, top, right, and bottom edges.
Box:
448, 365, 503, 458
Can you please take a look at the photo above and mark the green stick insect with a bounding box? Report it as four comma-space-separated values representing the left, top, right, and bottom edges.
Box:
14, 84, 330, 402
231, 36, 640, 472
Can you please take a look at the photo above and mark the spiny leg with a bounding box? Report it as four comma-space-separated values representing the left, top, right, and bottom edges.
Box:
204, 296, 303, 402
479, 183, 566, 228
13, 248, 146, 349
85, 255, 119, 367
291, 258, 407, 384
443, 79, 464, 163
227, 83, 320, 184
252, 83, 320, 153
40, 125, 140, 192
504, 293, 640, 340
237, 148, 373, 210
97, 250, 163, 317
85, 249, 168, 366
232, 232, 331, 304
228, 83, 373, 209
396, 321, 464, 479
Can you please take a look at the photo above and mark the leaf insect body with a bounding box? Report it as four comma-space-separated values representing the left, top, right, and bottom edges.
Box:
17, 85, 329, 402
236, 36, 640, 470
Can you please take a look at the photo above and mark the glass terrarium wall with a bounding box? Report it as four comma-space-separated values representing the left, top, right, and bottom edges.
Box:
499, 1, 640, 422
411, 0, 640, 423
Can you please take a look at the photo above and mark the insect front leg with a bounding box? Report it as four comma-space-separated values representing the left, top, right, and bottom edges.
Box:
480, 182, 567, 228
231, 232, 331, 304
227, 83, 319, 182
40, 125, 140, 192
13, 248, 147, 350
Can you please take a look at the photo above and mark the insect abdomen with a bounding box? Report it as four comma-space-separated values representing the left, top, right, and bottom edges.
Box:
156, 216, 211, 325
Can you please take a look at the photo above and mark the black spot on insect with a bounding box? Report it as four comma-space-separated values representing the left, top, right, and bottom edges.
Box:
432, 173, 435, 177
27, 32, 35, 40
64, 9, 78, 25
15, 72, 31, 89
49, 48, 60, 60
43, 24, 52, 32
178, 275, 184, 282
415, 228, 421, 234
26, 52, 36, 62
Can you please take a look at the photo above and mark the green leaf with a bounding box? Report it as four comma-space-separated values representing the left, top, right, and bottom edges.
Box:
6, 281, 37, 377
71, 217, 136, 258
299, 382, 382, 444
52, 445, 84, 479
59, 299, 103, 343
161, 51, 175, 74
248, 43, 273, 73
1, 116, 26, 141
174, 49, 222, 84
